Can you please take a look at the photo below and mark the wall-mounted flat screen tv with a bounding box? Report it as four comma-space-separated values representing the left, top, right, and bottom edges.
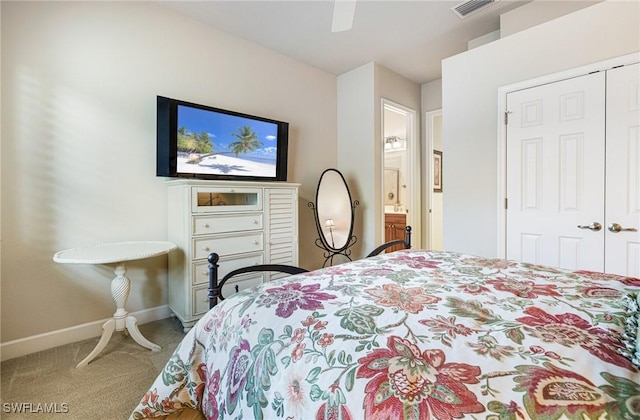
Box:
157, 96, 288, 181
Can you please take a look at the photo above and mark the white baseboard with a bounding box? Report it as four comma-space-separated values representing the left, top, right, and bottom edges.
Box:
0, 305, 172, 362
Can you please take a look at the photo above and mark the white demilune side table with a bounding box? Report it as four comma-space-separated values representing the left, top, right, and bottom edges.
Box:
53, 241, 177, 368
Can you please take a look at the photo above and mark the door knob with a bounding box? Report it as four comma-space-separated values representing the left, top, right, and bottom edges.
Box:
608, 223, 638, 233
577, 222, 602, 231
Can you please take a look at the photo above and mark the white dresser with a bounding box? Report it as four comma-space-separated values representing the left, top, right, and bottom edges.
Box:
166, 179, 299, 331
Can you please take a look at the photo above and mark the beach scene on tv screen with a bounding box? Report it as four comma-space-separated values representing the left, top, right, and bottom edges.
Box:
176, 105, 279, 177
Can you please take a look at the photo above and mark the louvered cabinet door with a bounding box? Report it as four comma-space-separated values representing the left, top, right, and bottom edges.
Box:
264, 186, 299, 280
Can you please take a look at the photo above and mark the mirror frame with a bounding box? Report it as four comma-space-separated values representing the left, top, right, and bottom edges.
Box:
309, 168, 359, 266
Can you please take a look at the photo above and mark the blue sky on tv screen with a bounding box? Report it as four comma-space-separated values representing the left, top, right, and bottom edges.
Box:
178, 105, 278, 157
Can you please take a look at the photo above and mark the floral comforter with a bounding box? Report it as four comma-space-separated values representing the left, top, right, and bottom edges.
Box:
131, 250, 640, 420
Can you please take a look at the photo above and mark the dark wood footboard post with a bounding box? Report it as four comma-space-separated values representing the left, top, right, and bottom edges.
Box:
405, 226, 412, 249
208, 253, 220, 310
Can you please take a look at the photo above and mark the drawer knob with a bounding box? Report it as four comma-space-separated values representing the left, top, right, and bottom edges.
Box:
203, 223, 210, 228
203, 246, 210, 251
253, 240, 259, 245
254, 220, 259, 224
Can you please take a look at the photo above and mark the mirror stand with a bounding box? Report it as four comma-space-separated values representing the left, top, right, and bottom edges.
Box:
309, 200, 359, 267
309, 168, 359, 267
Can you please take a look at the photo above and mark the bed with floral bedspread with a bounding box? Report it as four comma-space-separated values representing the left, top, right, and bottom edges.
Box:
131, 250, 640, 420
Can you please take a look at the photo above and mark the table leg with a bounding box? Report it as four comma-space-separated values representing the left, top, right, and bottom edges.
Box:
111, 263, 131, 331
76, 262, 161, 368
76, 319, 115, 369
125, 316, 161, 351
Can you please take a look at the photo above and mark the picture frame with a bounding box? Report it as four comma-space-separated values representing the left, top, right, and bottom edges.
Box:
433, 150, 443, 193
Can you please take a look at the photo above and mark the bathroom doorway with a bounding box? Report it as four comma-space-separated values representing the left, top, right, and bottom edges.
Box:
381, 99, 420, 248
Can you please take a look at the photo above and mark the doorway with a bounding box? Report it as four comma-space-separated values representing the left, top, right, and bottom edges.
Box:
381, 99, 420, 248
425, 109, 443, 250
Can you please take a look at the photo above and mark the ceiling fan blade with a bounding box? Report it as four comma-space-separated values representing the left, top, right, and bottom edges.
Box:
331, 0, 356, 32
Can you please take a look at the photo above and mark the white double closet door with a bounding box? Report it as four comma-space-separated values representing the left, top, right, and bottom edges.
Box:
506, 63, 639, 277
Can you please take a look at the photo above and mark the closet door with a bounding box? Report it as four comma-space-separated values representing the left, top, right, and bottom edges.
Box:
505, 72, 606, 271
605, 63, 640, 277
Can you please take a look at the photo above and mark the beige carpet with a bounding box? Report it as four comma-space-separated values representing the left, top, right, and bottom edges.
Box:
1, 317, 186, 419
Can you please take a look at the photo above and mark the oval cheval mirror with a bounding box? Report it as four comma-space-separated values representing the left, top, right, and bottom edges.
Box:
309, 168, 359, 266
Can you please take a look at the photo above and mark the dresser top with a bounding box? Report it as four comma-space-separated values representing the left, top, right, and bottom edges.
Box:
165, 179, 300, 188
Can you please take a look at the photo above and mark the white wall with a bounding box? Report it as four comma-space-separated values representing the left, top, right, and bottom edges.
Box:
1, 1, 337, 346
336, 63, 376, 257
441, 0, 640, 258
337, 63, 421, 256
421, 79, 442, 114
500, 0, 603, 37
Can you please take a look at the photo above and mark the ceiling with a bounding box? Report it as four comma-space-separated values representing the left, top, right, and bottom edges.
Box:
159, 0, 538, 84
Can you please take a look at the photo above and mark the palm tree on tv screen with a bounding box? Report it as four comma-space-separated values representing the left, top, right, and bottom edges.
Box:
229, 126, 262, 156
177, 126, 213, 154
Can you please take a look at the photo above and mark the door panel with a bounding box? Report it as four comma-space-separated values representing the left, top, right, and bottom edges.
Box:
506, 72, 606, 271
605, 63, 640, 277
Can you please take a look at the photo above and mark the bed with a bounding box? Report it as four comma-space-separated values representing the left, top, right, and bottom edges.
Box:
130, 249, 640, 419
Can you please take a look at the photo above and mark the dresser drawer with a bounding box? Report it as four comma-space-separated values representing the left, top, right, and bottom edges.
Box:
193, 273, 264, 315
192, 252, 264, 285
193, 233, 263, 260
192, 187, 262, 213
193, 213, 263, 236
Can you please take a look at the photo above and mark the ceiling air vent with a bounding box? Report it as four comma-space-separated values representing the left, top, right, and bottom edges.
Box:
451, 0, 499, 18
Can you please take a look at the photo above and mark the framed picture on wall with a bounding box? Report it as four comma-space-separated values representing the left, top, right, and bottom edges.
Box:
433, 150, 443, 193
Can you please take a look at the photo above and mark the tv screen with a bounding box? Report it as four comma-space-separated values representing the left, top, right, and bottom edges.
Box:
157, 96, 288, 181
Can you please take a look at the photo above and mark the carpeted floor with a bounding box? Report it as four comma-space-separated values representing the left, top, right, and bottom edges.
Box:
1, 317, 186, 419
